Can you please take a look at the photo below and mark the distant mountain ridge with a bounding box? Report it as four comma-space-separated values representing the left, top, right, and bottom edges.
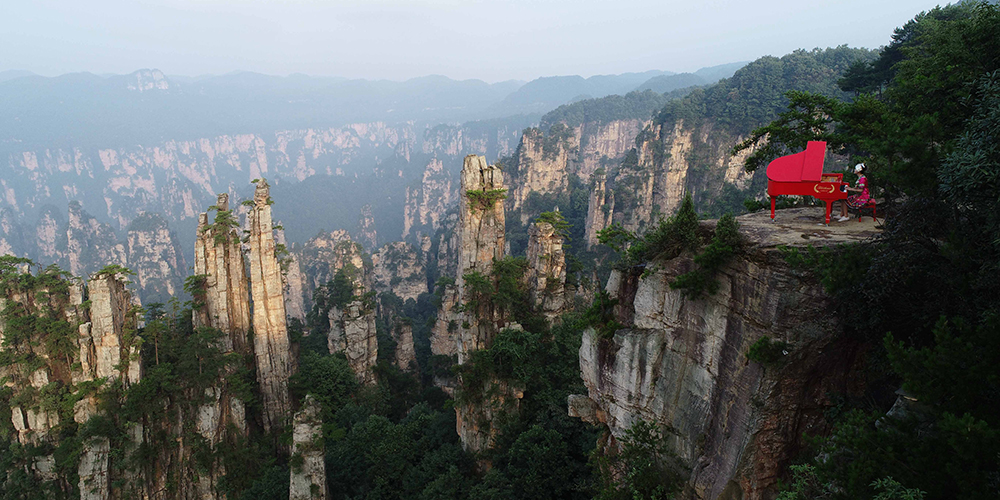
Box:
0, 69, 37, 82
0, 69, 529, 151
0, 64, 749, 153
631, 62, 749, 94
493, 71, 673, 115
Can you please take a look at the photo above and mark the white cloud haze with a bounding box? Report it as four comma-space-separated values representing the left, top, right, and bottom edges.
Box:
1, 0, 945, 81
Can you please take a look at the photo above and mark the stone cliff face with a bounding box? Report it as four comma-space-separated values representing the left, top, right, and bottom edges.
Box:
285, 230, 370, 321
1, 119, 524, 252
610, 120, 758, 233
454, 155, 505, 363
192, 194, 252, 352
429, 283, 460, 359
372, 242, 428, 302
584, 171, 615, 249
290, 396, 327, 500
433, 212, 460, 283
85, 274, 143, 387
570, 209, 877, 499
507, 119, 646, 225
0, 270, 141, 499
443, 155, 525, 455
402, 158, 456, 239
76, 273, 144, 500
186, 194, 253, 498
525, 221, 566, 322
392, 322, 418, 372
0, 202, 187, 304
282, 229, 379, 383
455, 378, 523, 454
126, 69, 170, 92
125, 213, 187, 302
248, 180, 293, 433
420, 122, 523, 159
573, 119, 648, 181
509, 128, 574, 223
65, 201, 128, 279
327, 300, 378, 385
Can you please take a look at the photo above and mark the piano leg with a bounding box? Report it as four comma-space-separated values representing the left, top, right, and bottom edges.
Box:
824, 201, 833, 225
770, 196, 776, 221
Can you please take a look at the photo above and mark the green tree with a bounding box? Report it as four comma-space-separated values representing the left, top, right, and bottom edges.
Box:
749, 4, 1000, 499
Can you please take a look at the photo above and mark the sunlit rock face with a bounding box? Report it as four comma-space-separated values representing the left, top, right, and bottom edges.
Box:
184, 194, 253, 498
193, 194, 251, 352
248, 180, 293, 433
0, 272, 140, 499
571, 210, 876, 499
284, 230, 369, 322
455, 154, 505, 363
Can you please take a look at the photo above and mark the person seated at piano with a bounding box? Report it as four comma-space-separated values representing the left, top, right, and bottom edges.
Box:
835, 163, 870, 222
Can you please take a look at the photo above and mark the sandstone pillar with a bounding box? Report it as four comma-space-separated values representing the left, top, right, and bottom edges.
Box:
393, 322, 417, 372
584, 170, 615, 250
327, 301, 377, 385
248, 179, 293, 433
87, 272, 142, 386
357, 204, 378, 251
428, 283, 460, 359
526, 221, 567, 322
455, 154, 505, 363
193, 193, 252, 353
290, 396, 327, 500
79, 272, 142, 500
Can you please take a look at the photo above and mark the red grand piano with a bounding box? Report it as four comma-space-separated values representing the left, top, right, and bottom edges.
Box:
767, 141, 848, 224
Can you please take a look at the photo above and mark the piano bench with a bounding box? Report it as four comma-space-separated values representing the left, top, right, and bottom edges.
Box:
857, 200, 877, 221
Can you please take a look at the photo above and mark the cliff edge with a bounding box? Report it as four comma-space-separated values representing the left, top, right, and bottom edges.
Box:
570, 208, 881, 499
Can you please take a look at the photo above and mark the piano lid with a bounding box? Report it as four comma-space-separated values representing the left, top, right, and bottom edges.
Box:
766, 141, 827, 182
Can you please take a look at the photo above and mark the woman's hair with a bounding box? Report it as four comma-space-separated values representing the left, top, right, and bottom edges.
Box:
854, 163, 866, 174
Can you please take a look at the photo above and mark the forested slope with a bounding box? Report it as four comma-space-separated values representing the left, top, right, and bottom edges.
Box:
727, 3, 1000, 498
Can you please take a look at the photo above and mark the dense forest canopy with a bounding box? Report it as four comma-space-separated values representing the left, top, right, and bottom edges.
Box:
653, 45, 876, 136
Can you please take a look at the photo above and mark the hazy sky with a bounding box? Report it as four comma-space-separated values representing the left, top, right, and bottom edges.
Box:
2, 0, 945, 82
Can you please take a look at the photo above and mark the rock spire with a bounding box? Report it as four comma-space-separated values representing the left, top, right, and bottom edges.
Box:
525, 220, 567, 322
455, 154, 506, 363
248, 179, 293, 433
290, 396, 327, 500
193, 193, 252, 352
584, 170, 614, 250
